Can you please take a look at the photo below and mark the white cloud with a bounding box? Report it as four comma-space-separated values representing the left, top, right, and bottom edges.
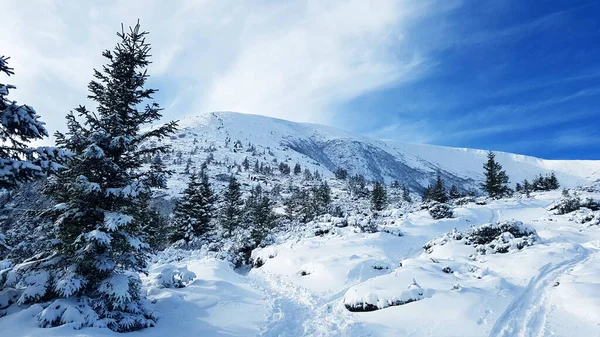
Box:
0, 0, 437, 143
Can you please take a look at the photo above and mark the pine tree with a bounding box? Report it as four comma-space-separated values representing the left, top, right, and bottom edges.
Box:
515, 182, 522, 192
183, 157, 192, 174
293, 163, 301, 175
245, 185, 277, 245
314, 181, 331, 214
0, 55, 65, 189
348, 174, 368, 198
422, 186, 432, 202
278, 162, 290, 175
547, 172, 559, 190
284, 187, 313, 222
481, 151, 510, 199
522, 179, 531, 198
171, 168, 216, 241
431, 174, 448, 203
449, 185, 461, 200
242, 157, 249, 171
220, 176, 244, 237
371, 181, 387, 211
402, 185, 412, 203
303, 168, 313, 181
24, 22, 178, 331
334, 168, 348, 180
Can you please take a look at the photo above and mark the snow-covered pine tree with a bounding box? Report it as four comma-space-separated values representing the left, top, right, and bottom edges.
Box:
171, 172, 201, 242
245, 185, 277, 246
481, 151, 510, 199
284, 187, 313, 223
431, 174, 448, 203
293, 163, 301, 175
6, 22, 178, 332
171, 168, 216, 243
449, 185, 461, 200
402, 185, 412, 203
522, 179, 531, 198
220, 175, 244, 237
313, 181, 331, 215
0, 55, 65, 189
371, 181, 387, 211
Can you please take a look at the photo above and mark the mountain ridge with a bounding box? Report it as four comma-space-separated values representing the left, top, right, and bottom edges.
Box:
159, 111, 600, 193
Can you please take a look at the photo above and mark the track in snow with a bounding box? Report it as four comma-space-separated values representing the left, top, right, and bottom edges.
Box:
488, 246, 590, 337
248, 269, 366, 337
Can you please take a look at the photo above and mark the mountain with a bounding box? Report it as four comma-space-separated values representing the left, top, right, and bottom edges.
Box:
158, 111, 600, 194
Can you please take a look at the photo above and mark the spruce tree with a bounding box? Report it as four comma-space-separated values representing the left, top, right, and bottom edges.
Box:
449, 185, 461, 200
334, 168, 348, 180
547, 172, 559, 190
171, 169, 215, 242
0, 56, 65, 189
371, 181, 388, 211
481, 151, 510, 199
314, 181, 331, 214
293, 163, 301, 175
245, 185, 277, 245
402, 185, 412, 203
522, 179, 531, 198
220, 175, 244, 237
431, 174, 448, 203
24, 22, 178, 331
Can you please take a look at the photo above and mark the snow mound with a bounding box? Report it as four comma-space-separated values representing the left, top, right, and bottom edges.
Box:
424, 220, 538, 255
343, 278, 425, 312
153, 265, 197, 288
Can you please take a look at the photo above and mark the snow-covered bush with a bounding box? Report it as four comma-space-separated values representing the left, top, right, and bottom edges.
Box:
451, 196, 475, 206
153, 265, 196, 288
569, 208, 600, 227
548, 195, 582, 215
424, 221, 538, 255
343, 279, 424, 312
428, 203, 453, 219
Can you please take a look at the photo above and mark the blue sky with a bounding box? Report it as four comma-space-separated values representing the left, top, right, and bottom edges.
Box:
335, 0, 600, 159
1, 1, 599, 159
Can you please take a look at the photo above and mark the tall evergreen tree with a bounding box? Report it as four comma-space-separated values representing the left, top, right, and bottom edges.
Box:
371, 181, 388, 211
171, 169, 215, 242
293, 163, 301, 175
18, 23, 178, 331
402, 185, 412, 203
431, 174, 448, 203
481, 151, 510, 199
314, 181, 331, 214
0, 55, 65, 189
284, 187, 313, 222
522, 179, 531, 198
220, 175, 244, 237
245, 185, 277, 245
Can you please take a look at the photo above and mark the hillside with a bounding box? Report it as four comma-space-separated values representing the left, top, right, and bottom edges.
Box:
159, 111, 600, 195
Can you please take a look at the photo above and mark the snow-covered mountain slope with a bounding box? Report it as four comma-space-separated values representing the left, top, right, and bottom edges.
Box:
159, 111, 600, 193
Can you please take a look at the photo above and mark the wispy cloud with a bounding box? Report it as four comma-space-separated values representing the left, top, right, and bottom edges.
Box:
0, 0, 441, 141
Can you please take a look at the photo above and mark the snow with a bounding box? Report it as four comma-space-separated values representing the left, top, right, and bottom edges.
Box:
162, 112, 600, 193
2, 112, 600, 336
2, 189, 600, 336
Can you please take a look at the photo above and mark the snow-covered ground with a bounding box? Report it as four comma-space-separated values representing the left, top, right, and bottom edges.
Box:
3, 188, 600, 336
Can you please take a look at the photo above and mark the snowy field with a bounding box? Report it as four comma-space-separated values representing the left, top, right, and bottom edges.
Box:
2, 188, 599, 337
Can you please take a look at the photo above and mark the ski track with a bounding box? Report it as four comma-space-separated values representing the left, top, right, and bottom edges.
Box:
488, 245, 591, 337
248, 269, 365, 337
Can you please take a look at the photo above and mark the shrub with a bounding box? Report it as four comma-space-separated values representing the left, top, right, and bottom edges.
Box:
429, 203, 453, 219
